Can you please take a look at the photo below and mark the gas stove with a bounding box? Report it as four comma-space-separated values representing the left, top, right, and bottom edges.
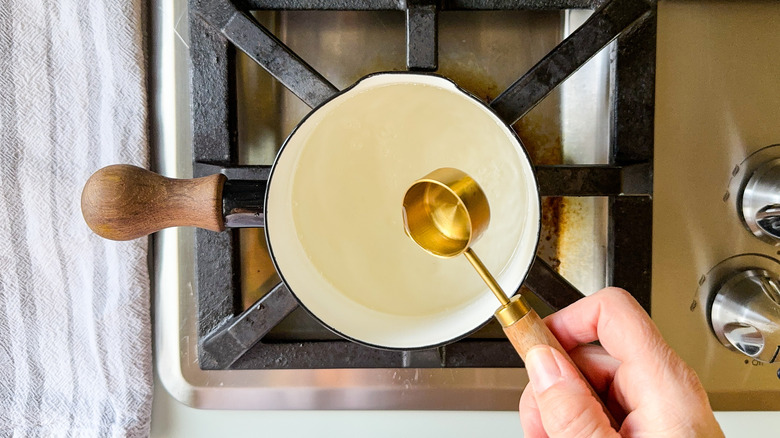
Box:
151, 0, 778, 410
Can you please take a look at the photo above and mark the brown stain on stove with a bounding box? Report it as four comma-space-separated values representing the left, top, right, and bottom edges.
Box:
506, 101, 565, 275
240, 228, 281, 310
438, 61, 500, 103
540, 197, 562, 270
510, 114, 565, 272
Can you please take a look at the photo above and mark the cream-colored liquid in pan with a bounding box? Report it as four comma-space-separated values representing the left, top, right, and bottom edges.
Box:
290, 83, 530, 318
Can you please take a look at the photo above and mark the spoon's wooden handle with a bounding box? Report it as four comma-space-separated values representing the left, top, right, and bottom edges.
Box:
81, 164, 226, 241
503, 307, 618, 428
502, 308, 568, 361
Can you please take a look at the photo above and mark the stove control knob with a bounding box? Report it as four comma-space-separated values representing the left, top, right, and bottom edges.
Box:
741, 158, 780, 243
711, 269, 780, 363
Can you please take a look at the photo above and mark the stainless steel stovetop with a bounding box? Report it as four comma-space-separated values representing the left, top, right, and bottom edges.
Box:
652, 1, 780, 411
151, 0, 780, 411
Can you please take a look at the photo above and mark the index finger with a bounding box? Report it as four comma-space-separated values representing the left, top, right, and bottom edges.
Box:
542, 287, 669, 364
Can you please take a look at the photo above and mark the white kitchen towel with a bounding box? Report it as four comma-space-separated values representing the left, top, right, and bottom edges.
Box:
0, 0, 152, 437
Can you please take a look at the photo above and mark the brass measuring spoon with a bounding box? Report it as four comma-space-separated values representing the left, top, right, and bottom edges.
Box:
403, 168, 615, 424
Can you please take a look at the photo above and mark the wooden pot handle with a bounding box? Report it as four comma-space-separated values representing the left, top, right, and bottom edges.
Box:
502, 306, 618, 428
81, 164, 226, 241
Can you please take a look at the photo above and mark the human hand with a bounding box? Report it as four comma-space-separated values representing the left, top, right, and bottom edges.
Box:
518, 287, 723, 437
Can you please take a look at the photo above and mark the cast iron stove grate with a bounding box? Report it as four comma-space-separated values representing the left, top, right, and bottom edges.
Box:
188, 0, 656, 370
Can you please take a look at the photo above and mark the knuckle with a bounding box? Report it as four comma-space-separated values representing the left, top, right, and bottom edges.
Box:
600, 287, 632, 303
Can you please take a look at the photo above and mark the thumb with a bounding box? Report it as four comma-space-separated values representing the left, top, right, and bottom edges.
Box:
525, 346, 617, 438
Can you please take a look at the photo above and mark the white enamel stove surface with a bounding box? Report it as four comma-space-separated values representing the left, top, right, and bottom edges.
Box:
653, 0, 780, 410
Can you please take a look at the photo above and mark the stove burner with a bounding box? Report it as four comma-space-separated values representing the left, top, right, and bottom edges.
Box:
187, 0, 656, 370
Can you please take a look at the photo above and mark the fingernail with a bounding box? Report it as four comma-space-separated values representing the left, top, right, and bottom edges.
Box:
525, 346, 562, 393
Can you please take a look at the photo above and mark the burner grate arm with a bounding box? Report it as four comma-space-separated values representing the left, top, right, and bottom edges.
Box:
406, 0, 438, 71
195, 0, 340, 108
489, 0, 653, 125
200, 282, 299, 369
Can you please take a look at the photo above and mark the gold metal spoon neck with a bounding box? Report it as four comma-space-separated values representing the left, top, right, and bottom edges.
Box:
462, 248, 509, 306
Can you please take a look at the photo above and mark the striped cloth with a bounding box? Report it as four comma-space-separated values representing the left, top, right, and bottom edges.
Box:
0, 1, 152, 437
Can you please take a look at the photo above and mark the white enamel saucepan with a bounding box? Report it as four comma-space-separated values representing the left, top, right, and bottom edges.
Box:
81, 73, 541, 350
